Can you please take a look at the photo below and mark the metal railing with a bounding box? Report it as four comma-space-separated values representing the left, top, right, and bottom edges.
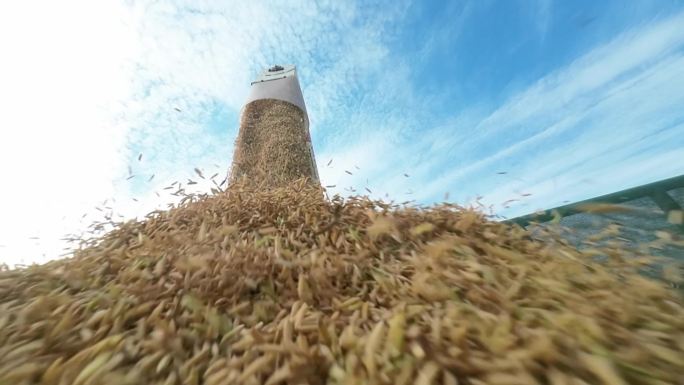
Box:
507, 174, 684, 229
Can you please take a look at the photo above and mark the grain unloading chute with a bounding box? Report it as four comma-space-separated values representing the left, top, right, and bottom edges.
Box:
230, 65, 319, 187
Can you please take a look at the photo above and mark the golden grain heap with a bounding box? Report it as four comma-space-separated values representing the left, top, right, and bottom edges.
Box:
1, 179, 683, 385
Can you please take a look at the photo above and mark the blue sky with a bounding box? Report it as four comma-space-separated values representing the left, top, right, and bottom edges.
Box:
1, 0, 684, 264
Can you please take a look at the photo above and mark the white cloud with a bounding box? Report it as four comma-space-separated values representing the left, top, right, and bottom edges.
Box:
533, 0, 553, 42
313, 10, 684, 219
0, 0, 137, 265
408, 11, 684, 213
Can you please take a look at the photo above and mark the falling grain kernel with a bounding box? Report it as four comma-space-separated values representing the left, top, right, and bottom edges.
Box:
662, 263, 683, 283
410, 222, 435, 236
238, 354, 274, 382
547, 367, 570, 385
329, 364, 345, 382
367, 216, 395, 240
339, 324, 357, 350
297, 274, 313, 304
41, 357, 64, 384
198, 220, 208, 242
442, 370, 458, 385
344, 170, 353, 175
73, 352, 112, 385
264, 364, 291, 385
644, 342, 682, 366
576, 202, 635, 214
416, 361, 440, 385
363, 321, 385, 377
0, 362, 42, 382
386, 312, 406, 357
294, 302, 308, 328
667, 209, 683, 225
156, 354, 172, 374
410, 341, 427, 360
578, 353, 627, 385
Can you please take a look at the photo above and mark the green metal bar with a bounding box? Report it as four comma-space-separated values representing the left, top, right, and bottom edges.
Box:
650, 190, 682, 213
507, 174, 684, 227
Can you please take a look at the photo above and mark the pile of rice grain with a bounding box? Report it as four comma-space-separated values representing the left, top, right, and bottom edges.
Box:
0, 179, 683, 385
230, 100, 318, 187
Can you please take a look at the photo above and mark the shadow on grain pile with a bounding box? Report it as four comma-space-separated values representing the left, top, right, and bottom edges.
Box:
0, 178, 683, 385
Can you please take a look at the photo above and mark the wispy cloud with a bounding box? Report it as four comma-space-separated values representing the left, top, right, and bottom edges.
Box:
323, 10, 684, 216
410, 11, 684, 215
534, 0, 553, 42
